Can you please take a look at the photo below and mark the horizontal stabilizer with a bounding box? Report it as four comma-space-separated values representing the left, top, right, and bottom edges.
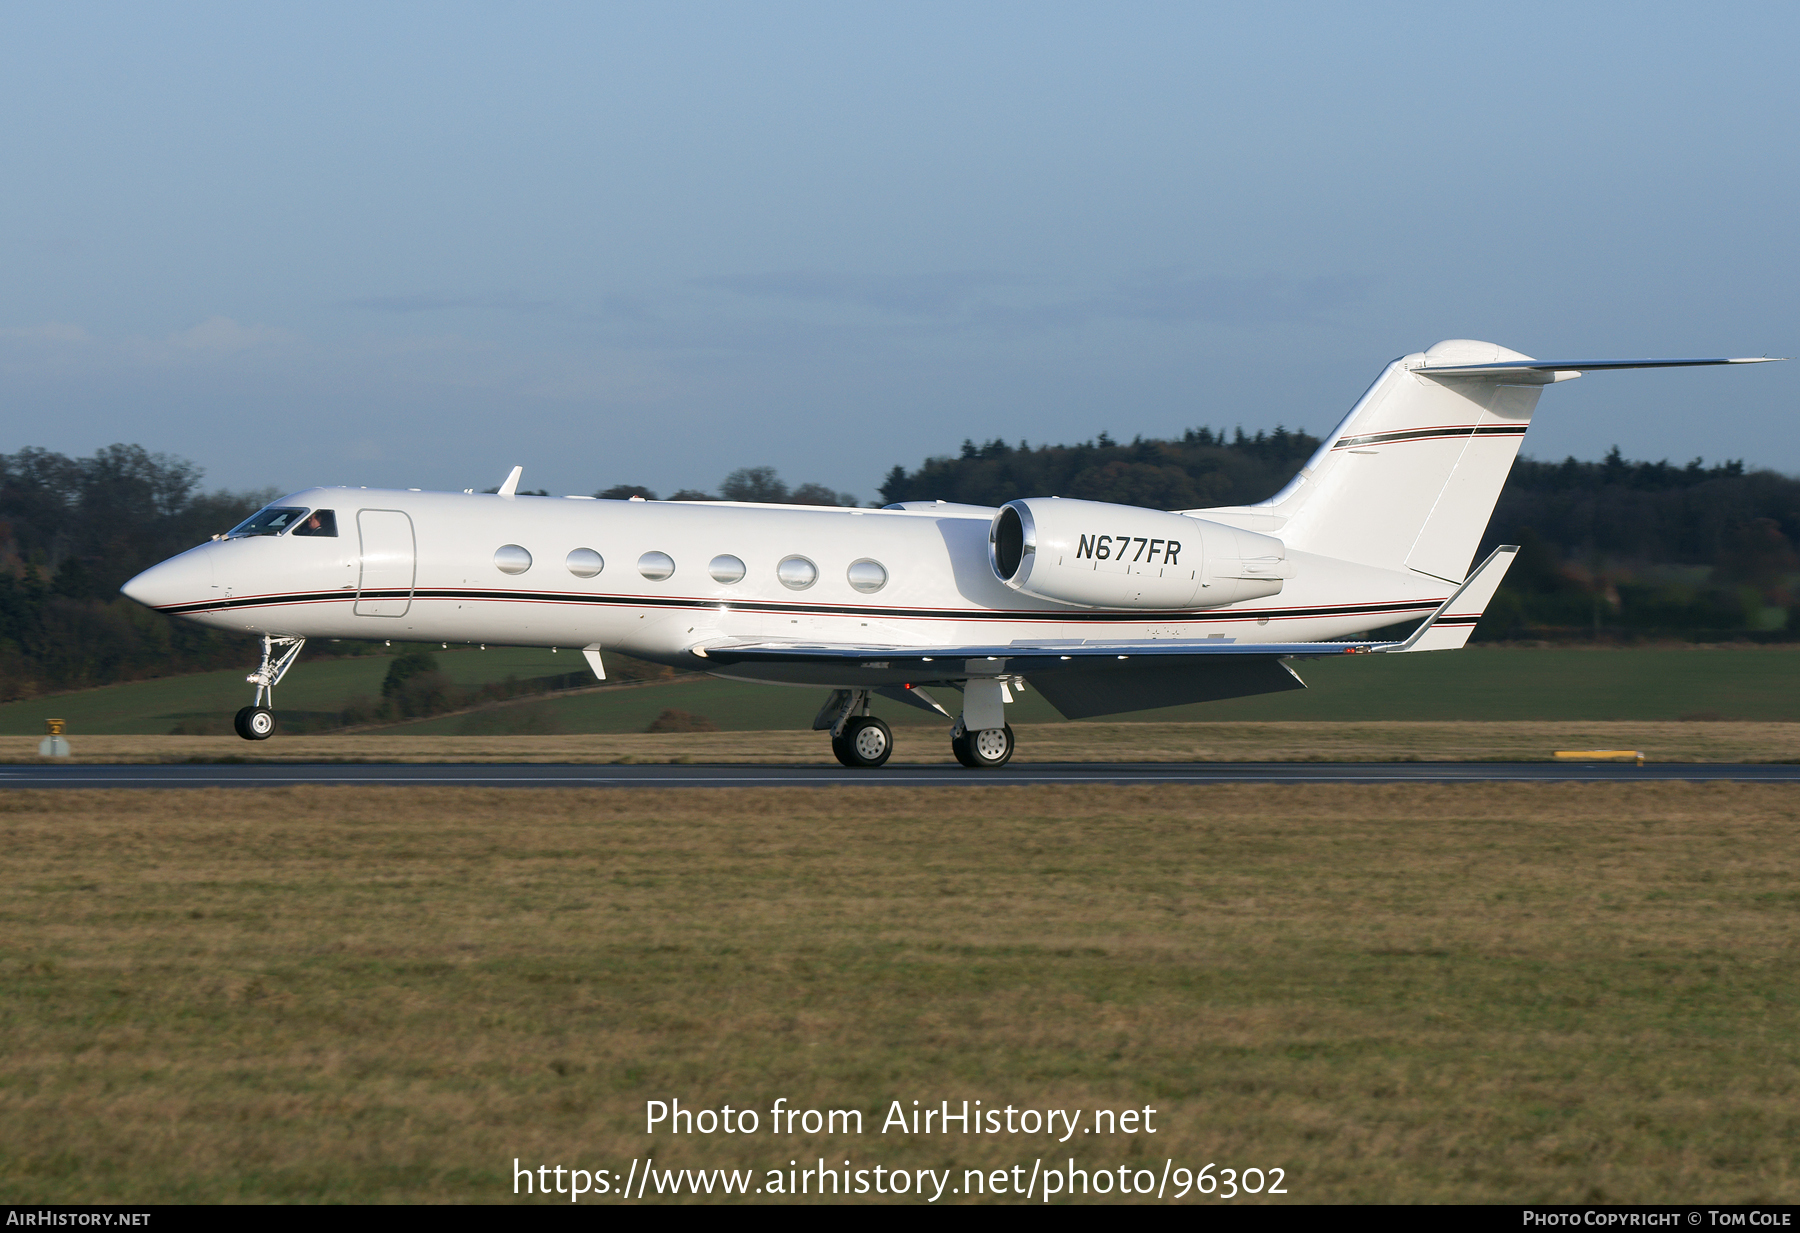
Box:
1190, 342, 1780, 586
1416, 356, 1783, 378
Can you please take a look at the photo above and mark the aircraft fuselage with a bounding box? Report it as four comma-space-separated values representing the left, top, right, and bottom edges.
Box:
124, 486, 1447, 678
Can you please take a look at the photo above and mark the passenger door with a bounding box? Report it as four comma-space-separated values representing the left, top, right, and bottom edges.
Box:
355, 509, 415, 617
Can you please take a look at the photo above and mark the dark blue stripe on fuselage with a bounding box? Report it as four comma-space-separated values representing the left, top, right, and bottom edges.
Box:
153, 586, 1441, 626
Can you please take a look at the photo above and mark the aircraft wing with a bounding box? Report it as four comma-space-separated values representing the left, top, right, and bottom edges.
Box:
695, 550, 1516, 718
697, 546, 1516, 670
696, 634, 1385, 666
694, 637, 1326, 719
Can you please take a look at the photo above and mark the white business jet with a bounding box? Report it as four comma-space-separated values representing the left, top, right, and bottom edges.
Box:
121, 340, 1779, 767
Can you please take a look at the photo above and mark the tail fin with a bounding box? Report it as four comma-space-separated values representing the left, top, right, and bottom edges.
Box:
1197, 340, 1544, 582
1190, 341, 1781, 584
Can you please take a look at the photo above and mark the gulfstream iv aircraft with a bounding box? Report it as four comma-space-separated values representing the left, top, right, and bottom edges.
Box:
122, 340, 1780, 767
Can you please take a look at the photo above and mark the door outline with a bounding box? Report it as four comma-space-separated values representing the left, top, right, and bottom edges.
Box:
355, 509, 415, 617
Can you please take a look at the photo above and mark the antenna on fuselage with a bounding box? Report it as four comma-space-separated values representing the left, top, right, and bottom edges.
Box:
496, 465, 523, 498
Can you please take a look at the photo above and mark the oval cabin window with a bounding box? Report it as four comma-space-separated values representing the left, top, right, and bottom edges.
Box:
847, 558, 888, 593
777, 555, 818, 590
708, 554, 746, 584
494, 544, 532, 575
638, 551, 675, 581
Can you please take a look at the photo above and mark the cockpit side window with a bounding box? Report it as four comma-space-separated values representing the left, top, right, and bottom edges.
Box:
227, 506, 309, 538
291, 509, 338, 537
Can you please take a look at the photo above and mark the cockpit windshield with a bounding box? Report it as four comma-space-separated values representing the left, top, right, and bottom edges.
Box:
227, 507, 309, 538
292, 510, 337, 537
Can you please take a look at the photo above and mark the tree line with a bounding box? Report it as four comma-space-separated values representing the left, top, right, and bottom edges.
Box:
875, 426, 1323, 511
592, 466, 859, 508
0, 446, 278, 700
1478, 450, 1800, 641
4, 432, 1798, 701
879, 434, 1800, 641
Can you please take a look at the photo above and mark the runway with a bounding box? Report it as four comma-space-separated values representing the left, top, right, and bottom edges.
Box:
5, 760, 1800, 788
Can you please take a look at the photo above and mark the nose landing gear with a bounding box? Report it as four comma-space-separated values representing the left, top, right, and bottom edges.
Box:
235, 635, 304, 741
234, 706, 276, 740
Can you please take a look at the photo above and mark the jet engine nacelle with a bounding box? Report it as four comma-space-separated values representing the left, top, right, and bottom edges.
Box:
988, 497, 1289, 609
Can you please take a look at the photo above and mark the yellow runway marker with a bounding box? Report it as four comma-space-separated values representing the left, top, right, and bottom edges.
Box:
1555, 749, 1645, 765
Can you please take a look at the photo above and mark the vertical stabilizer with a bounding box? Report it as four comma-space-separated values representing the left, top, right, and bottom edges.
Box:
1192, 340, 1545, 582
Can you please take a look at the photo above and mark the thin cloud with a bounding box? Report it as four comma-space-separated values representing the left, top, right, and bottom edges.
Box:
170, 316, 299, 353
341, 292, 566, 317
697, 268, 1374, 331
1, 318, 300, 373
0, 321, 93, 344
1095, 271, 1376, 325
341, 293, 476, 314
340, 291, 648, 323
699, 270, 1005, 317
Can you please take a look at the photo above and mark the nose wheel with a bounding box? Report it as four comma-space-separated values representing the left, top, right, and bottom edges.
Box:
234, 706, 277, 740
235, 635, 304, 741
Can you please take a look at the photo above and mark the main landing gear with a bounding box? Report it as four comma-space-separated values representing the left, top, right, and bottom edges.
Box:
234, 635, 304, 741
814, 678, 1020, 769
816, 690, 894, 768
950, 676, 1015, 768
951, 720, 1015, 768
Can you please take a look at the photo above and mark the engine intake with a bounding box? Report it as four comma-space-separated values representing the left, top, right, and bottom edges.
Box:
989, 497, 1288, 610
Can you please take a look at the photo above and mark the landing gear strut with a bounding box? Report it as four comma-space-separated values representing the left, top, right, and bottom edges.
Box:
816, 690, 893, 768
235, 635, 304, 741
952, 676, 1016, 769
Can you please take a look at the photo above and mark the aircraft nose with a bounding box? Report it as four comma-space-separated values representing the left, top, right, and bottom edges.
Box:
121, 544, 215, 610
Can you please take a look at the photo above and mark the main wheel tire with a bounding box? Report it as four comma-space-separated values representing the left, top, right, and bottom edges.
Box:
951, 722, 1014, 768
831, 716, 893, 768
234, 705, 276, 741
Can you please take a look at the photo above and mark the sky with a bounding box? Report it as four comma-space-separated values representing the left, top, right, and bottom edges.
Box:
1, 2, 1795, 502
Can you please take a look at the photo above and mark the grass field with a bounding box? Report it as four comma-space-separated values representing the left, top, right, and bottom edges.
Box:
13, 720, 1800, 765
4, 783, 1799, 1203
0, 648, 575, 736
7, 646, 1800, 737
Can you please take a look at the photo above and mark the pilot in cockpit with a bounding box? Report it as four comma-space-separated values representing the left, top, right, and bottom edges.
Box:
293, 510, 337, 537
